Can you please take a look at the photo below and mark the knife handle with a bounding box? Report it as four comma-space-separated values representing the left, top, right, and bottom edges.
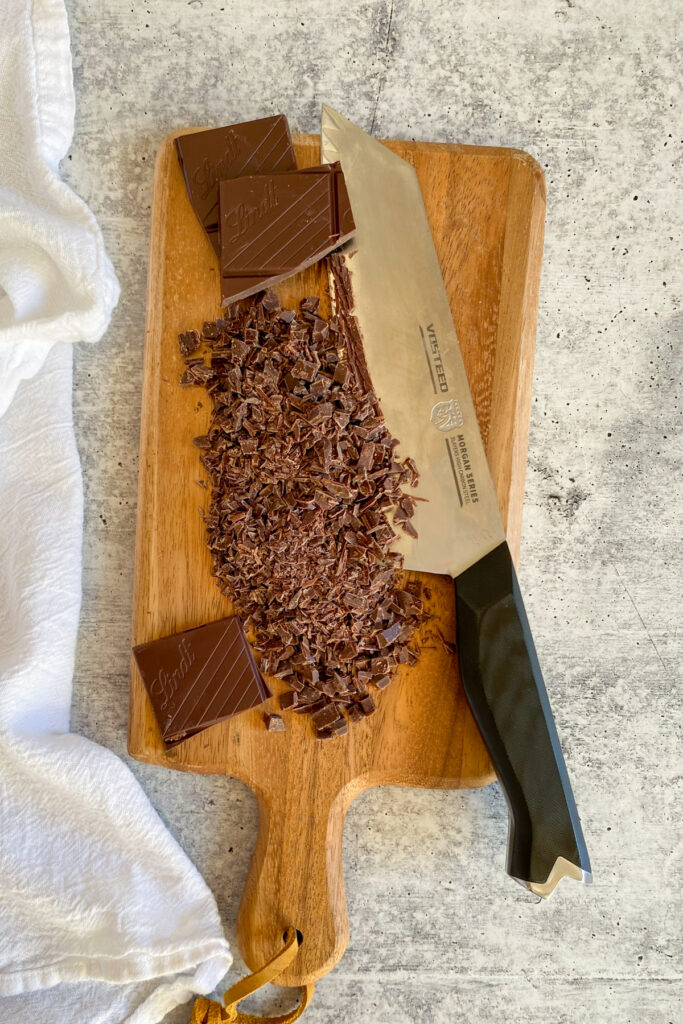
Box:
454, 541, 591, 895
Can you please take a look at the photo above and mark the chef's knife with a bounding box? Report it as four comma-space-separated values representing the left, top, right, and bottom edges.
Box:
321, 105, 591, 897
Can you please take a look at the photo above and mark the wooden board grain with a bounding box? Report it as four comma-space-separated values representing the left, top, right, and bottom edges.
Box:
129, 131, 545, 986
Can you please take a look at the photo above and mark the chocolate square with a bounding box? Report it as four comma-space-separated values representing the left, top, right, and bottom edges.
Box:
175, 115, 297, 255
133, 616, 271, 747
219, 162, 355, 304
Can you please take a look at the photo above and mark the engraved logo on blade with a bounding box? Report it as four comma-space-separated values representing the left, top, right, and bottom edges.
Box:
430, 399, 463, 432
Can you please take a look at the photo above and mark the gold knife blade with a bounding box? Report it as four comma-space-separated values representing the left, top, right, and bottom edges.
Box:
321, 104, 505, 578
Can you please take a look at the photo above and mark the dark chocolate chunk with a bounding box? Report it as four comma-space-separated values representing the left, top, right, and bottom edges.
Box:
279, 691, 299, 711
133, 616, 270, 747
202, 321, 220, 339
295, 697, 325, 715
178, 330, 201, 356
311, 703, 341, 730
264, 712, 285, 732
381, 622, 402, 645
359, 695, 376, 716
219, 164, 355, 305
329, 716, 349, 736
175, 116, 296, 255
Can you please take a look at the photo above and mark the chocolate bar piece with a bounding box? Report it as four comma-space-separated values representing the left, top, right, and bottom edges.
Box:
175, 115, 296, 256
219, 163, 355, 304
132, 616, 270, 747
263, 712, 285, 732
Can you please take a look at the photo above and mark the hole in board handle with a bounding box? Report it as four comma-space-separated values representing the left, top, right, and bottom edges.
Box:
283, 928, 304, 946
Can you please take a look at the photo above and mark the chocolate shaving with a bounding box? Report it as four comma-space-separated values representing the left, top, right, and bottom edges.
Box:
178, 287, 425, 734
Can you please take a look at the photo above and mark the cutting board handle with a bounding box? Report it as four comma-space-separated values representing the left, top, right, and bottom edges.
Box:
236, 778, 351, 987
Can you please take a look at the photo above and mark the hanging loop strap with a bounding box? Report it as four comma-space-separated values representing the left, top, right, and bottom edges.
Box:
190, 927, 314, 1024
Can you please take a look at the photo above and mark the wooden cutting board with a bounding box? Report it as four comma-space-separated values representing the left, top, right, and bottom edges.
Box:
129, 130, 545, 987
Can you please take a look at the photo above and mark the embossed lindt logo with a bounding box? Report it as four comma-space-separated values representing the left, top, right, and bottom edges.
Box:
148, 637, 196, 717
192, 130, 248, 200
225, 180, 279, 241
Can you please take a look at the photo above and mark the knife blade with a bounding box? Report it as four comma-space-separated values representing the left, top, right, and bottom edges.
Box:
321, 104, 591, 896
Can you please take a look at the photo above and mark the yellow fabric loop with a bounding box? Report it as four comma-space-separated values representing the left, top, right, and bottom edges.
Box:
190, 927, 314, 1024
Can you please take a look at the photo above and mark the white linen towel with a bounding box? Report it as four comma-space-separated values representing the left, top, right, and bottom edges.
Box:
0, 1, 232, 1021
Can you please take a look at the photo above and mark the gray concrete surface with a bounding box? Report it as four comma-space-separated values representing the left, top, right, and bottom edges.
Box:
66, 1, 682, 1021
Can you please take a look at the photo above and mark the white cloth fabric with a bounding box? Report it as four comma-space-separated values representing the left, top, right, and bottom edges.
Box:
0, 1, 232, 1021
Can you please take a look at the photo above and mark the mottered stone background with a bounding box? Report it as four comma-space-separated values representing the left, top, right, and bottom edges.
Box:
65, 1, 681, 1021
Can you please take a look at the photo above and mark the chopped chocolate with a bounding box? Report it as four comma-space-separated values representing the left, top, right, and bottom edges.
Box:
219, 164, 355, 305
292, 359, 318, 382
133, 616, 270, 747
178, 330, 201, 356
295, 697, 325, 716
264, 712, 286, 732
177, 284, 425, 735
327, 253, 377, 404
329, 716, 349, 736
175, 116, 296, 256
381, 622, 402, 645
311, 703, 342, 730
202, 321, 220, 339
298, 685, 321, 703
359, 695, 377, 716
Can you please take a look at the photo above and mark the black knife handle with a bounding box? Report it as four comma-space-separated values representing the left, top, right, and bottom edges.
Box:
454, 541, 591, 889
